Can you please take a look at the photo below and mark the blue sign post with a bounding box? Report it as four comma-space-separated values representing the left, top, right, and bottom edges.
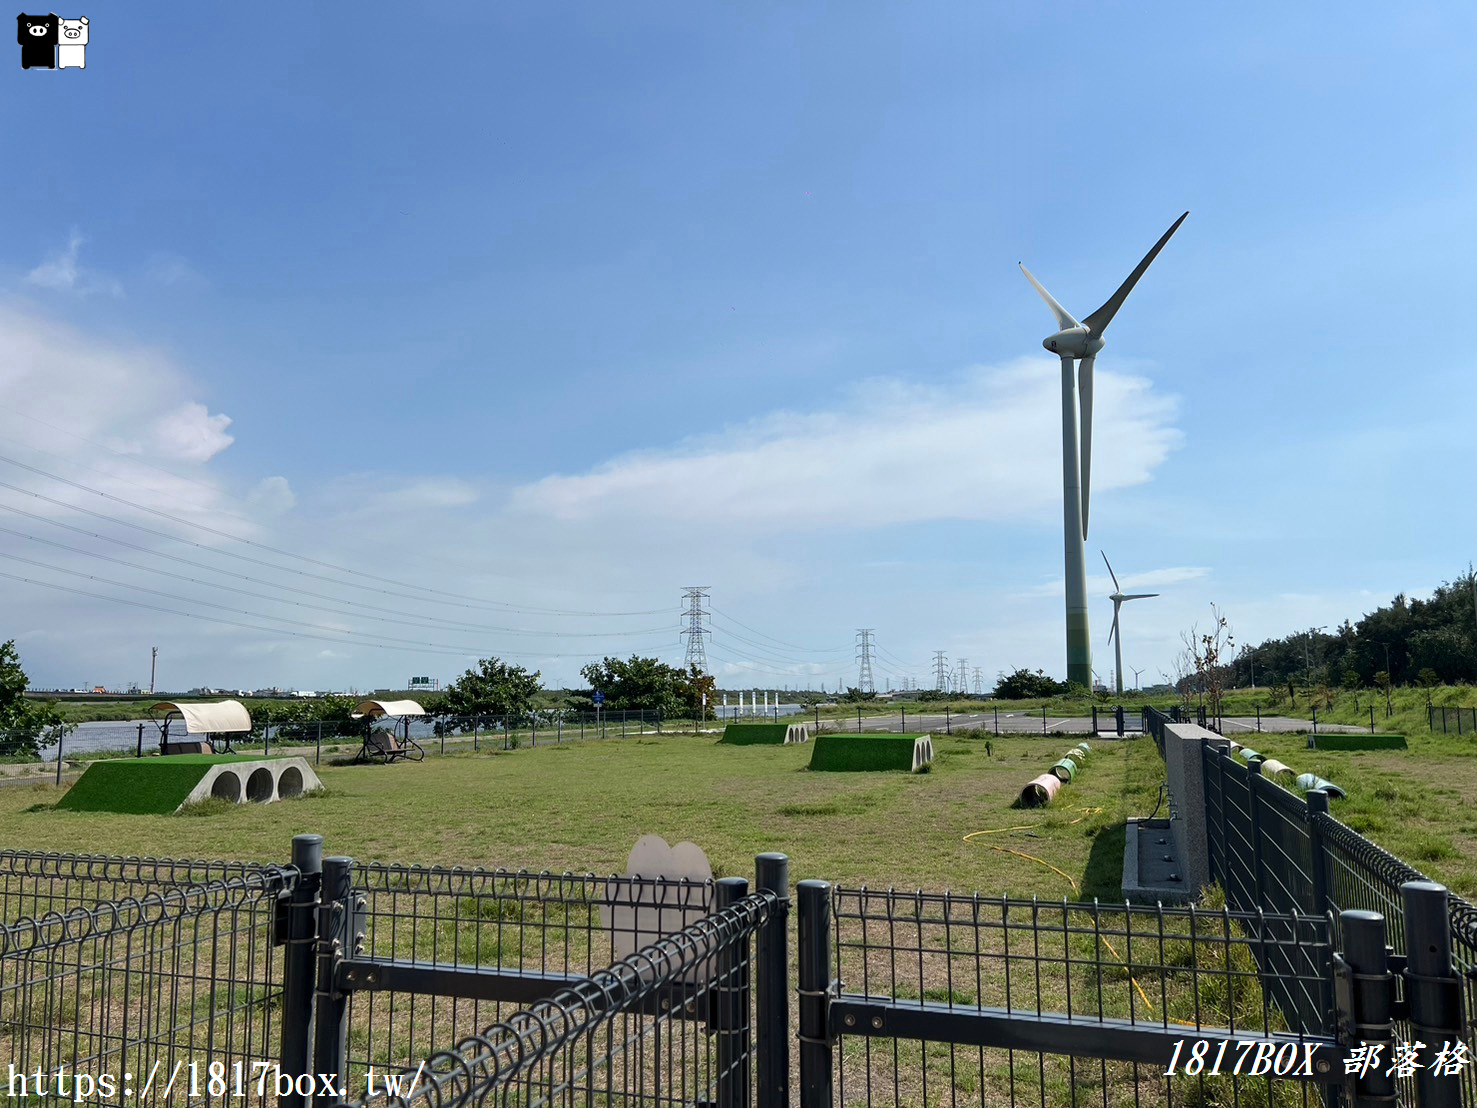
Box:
592, 691, 604, 738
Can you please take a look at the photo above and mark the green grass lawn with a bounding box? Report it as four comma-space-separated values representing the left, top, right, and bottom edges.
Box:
0, 732, 1163, 896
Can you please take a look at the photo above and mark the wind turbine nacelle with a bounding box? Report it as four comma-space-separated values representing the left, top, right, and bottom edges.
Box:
1042, 328, 1103, 359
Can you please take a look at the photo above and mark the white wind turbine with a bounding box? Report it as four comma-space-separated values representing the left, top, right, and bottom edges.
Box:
1102, 551, 1158, 697
1020, 212, 1188, 688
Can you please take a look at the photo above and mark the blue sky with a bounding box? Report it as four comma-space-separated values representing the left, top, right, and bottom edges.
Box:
2, 2, 1475, 693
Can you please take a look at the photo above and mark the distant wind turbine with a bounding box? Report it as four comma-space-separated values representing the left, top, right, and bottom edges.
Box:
1102, 551, 1158, 697
1021, 212, 1188, 687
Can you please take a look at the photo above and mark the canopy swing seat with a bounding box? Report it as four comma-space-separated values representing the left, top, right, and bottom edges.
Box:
148, 700, 252, 756
351, 699, 427, 764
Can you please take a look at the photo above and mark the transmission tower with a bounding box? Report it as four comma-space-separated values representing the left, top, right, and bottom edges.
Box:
855, 629, 876, 694
973, 667, 983, 695
955, 657, 968, 695
680, 587, 711, 674
932, 651, 948, 691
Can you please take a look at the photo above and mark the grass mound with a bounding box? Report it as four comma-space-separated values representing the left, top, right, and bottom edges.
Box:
718, 723, 790, 745
1310, 733, 1408, 751
55, 755, 263, 815
810, 733, 930, 773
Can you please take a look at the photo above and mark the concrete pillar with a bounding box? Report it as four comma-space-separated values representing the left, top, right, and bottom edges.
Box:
1162, 722, 1229, 897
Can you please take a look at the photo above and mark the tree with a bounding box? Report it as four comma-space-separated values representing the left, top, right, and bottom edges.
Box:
580, 656, 708, 717
1182, 606, 1234, 728
0, 640, 73, 759
993, 668, 1068, 699
440, 658, 543, 729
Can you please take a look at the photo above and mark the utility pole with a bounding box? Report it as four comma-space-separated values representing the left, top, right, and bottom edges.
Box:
150, 646, 158, 694
855, 629, 876, 694
680, 587, 711, 674
932, 651, 948, 691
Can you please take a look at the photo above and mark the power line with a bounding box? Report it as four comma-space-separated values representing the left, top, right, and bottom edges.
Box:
0, 517, 675, 639
0, 454, 669, 617
707, 608, 841, 653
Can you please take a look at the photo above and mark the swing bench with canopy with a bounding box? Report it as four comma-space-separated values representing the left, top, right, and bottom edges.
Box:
351, 699, 427, 763
148, 700, 252, 756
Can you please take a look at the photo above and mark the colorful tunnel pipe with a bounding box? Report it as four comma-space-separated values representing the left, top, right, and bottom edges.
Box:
1020, 773, 1062, 808
1258, 758, 1293, 778
1295, 773, 1346, 799
1049, 757, 1078, 783
1238, 747, 1263, 764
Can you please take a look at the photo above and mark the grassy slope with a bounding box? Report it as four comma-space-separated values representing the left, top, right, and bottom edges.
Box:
0, 733, 1164, 895
55, 754, 274, 814
809, 732, 925, 771
717, 723, 790, 745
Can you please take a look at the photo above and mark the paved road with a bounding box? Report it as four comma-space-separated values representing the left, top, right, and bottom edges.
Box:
814, 711, 1363, 736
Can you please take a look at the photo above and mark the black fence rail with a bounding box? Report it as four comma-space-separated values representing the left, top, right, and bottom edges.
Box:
1428, 705, 1477, 735
0, 863, 296, 1107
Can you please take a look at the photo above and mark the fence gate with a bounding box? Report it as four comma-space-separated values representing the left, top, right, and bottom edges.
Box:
790, 881, 1454, 1108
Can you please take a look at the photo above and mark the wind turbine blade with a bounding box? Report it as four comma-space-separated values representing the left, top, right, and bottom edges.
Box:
1079, 354, 1093, 537
1100, 550, 1120, 593
1108, 610, 1119, 645
1019, 263, 1082, 331
1122, 593, 1159, 600
1082, 211, 1189, 338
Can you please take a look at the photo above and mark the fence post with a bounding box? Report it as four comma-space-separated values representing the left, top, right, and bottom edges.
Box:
901, 707, 906, 732
1247, 761, 1267, 912
1115, 705, 1125, 736
315, 721, 322, 765
715, 876, 752, 1108
755, 854, 790, 1108
1041, 706, 1046, 734
945, 706, 951, 734
1369, 706, 1375, 733
994, 705, 999, 734
1312, 707, 1318, 734
264, 718, 270, 756
473, 720, 479, 751
312, 856, 356, 1106
856, 707, 861, 734
1401, 881, 1464, 1108
1340, 909, 1396, 1107
136, 721, 144, 758
797, 880, 833, 1108
1091, 705, 1098, 734
280, 834, 322, 1108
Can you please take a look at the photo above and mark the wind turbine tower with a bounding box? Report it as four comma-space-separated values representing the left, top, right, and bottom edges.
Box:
1102, 552, 1158, 697
1020, 213, 1187, 687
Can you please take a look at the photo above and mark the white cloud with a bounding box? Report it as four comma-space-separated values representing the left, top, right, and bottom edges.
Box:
142, 253, 206, 288
25, 230, 123, 297
510, 360, 1181, 532
247, 476, 296, 515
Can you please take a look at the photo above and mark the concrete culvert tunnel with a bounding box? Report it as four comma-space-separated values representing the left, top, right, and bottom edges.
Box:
246, 767, 275, 803
277, 766, 304, 799
210, 771, 242, 803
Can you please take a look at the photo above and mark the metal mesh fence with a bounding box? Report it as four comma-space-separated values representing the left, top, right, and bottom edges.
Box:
0, 864, 295, 1107
826, 888, 1333, 1108
342, 861, 720, 1085
336, 889, 775, 1108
